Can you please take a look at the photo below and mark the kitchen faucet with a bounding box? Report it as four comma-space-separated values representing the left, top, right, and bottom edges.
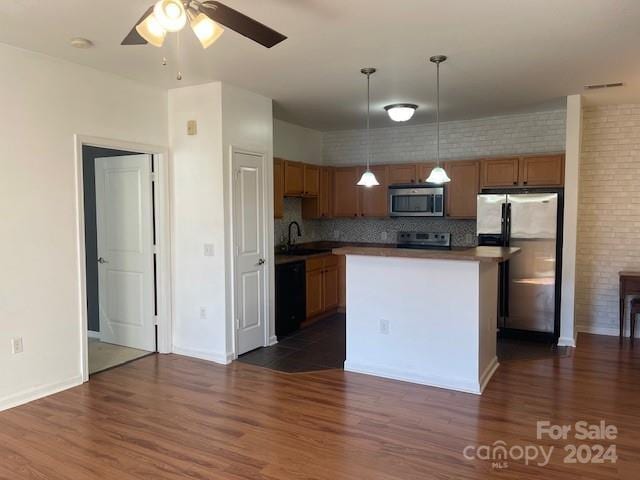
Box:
287, 221, 302, 250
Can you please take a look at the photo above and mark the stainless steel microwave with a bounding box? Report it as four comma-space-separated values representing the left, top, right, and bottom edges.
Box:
389, 184, 445, 217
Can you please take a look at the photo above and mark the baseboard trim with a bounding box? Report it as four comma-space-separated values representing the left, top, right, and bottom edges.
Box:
87, 330, 101, 339
479, 357, 499, 394
172, 345, 233, 365
576, 324, 636, 337
558, 335, 577, 347
344, 360, 484, 395
268, 336, 278, 346
0, 375, 83, 412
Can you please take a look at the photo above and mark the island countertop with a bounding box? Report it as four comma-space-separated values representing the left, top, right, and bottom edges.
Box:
332, 246, 520, 263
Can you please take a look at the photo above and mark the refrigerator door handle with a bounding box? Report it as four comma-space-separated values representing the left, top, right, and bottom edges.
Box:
504, 202, 512, 247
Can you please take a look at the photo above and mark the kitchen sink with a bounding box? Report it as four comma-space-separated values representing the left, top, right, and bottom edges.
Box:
279, 248, 332, 256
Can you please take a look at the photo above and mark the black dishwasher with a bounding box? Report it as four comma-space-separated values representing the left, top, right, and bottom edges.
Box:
275, 260, 306, 337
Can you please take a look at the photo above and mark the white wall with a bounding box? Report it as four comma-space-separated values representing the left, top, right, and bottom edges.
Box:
559, 95, 582, 347
169, 82, 274, 363
273, 119, 322, 164
575, 104, 640, 337
323, 109, 566, 165
221, 83, 274, 351
169, 82, 228, 363
0, 43, 168, 410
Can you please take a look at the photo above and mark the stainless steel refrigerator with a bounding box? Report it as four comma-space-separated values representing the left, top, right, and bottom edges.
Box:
477, 191, 563, 341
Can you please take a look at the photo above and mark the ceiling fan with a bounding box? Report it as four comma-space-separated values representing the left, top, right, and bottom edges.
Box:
122, 0, 287, 49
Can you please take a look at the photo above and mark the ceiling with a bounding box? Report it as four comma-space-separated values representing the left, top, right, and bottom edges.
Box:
1, 0, 639, 130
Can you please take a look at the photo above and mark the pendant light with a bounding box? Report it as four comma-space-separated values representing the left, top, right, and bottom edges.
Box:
426, 55, 451, 184
357, 68, 380, 187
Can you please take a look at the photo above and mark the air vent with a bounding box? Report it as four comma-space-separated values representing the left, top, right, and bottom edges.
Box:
584, 82, 624, 90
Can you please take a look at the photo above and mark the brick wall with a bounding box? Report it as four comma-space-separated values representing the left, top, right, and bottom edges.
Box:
576, 105, 640, 336
323, 110, 566, 165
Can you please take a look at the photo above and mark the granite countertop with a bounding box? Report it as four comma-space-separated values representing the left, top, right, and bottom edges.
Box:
331, 246, 521, 263
275, 241, 396, 265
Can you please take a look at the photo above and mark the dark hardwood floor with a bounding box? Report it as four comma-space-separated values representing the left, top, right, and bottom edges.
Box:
1, 333, 639, 479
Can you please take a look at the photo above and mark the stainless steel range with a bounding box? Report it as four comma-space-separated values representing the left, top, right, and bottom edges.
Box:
397, 231, 451, 250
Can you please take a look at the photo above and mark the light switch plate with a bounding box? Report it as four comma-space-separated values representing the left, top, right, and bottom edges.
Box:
11, 337, 23, 354
187, 120, 197, 136
204, 243, 214, 257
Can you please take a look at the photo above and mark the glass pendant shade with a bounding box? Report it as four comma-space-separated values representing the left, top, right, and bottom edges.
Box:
190, 12, 225, 48
426, 166, 451, 184
385, 104, 417, 122
153, 0, 187, 32
357, 169, 380, 187
136, 14, 167, 47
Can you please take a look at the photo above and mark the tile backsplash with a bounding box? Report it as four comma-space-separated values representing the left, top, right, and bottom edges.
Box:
275, 198, 477, 248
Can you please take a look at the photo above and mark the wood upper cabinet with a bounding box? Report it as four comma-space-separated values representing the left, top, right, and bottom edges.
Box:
520, 154, 564, 187
303, 164, 320, 197
302, 167, 333, 219
481, 157, 520, 188
480, 154, 565, 189
444, 160, 480, 219
360, 165, 389, 218
284, 160, 305, 196
274, 158, 284, 219
416, 163, 436, 183
389, 164, 419, 184
333, 167, 361, 217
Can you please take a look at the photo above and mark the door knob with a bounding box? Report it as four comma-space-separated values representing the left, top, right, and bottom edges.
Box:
257, 258, 266, 265
97, 257, 109, 264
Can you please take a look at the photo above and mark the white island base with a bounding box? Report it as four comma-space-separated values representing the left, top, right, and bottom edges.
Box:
334, 247, 519, 395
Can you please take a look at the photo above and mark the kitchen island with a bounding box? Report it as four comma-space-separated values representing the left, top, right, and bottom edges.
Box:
332, 246, 520, 394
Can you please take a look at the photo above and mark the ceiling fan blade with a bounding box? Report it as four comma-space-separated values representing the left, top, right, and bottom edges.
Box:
121, 6, 154, 45
200, 1, 287, 48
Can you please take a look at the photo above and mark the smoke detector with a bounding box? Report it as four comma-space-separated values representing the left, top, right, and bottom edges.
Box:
70, 37, 94, 49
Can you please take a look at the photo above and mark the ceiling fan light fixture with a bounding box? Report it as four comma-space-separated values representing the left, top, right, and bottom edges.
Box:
135, 13, 167, 47
153, 0, 187, 32
190, 12, 225, 48
385, 104, 418, 122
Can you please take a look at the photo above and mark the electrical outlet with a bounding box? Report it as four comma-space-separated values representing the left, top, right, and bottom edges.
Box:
200, 307, 207, 319
334, 230, 341, 239
379, 319, 390, 335
11, 337, 23, 354
204, 243, 214, 257
381, 231, 388, 241
465, 233, 474, 245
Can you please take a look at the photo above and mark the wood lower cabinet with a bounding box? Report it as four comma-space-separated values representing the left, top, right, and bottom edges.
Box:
481, 157, 520, 188
305, 255, 341, 320
338, 255, 346, 310
360, 165, 389, 217
333, 167, 361, 217
274, 158, 284, 219
284, 160, 305, 196
305, 268, 324, 318
303, 164, 320, 196
389, 164, 419, 184
520, 154, 564, 186
445, 160, 480, 219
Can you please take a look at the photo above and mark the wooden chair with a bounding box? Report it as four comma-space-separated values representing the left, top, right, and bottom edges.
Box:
631, 299, 640, 340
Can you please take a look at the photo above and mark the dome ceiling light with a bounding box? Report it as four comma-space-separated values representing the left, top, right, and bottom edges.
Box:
384, 103, 418, 122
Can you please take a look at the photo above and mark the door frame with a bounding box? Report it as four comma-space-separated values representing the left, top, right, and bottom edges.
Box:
74, 135, 172, 382
227, 146, 273, 358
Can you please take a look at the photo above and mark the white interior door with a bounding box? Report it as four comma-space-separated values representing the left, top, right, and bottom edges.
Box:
233, 151, 266, 355
95, 154, 155, 351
